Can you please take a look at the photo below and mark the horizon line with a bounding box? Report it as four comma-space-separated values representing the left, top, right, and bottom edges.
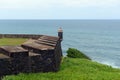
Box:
0, 19, 120, 20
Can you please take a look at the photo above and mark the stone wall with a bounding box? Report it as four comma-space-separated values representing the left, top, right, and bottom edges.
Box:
0, 34, 63, 77
53, 41, 62, 71
0, 54, 12, 77
0, 34, 43, 39
21, 45, 57, 72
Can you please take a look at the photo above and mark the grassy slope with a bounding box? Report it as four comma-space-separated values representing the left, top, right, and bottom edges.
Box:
3, 57, 120, 80
0, 38, 28, 46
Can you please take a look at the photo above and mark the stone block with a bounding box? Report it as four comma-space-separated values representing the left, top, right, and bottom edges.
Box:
0, 46, 29, 58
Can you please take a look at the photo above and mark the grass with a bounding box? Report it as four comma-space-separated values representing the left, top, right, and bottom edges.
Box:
3, 57, 120, 80
67, 48, 91, 60
0, 38, 28, 46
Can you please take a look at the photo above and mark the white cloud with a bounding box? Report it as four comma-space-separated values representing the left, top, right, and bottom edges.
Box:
0, 0, 50, 9
0, 0, 119, 9
58, 0, 120, 7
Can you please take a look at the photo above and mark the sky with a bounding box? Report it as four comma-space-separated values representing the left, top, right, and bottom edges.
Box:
0, 0, 120, 19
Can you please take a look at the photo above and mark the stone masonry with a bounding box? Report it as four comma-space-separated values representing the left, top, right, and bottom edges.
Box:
0, 33, 63, 77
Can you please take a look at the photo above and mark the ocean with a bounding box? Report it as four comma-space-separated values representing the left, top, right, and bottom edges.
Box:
0, 20, 120, 68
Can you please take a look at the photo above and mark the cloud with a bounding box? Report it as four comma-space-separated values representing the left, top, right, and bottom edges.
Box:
0, 0, 51, 9
58, 0, 120, 7
0, 0, 119, 9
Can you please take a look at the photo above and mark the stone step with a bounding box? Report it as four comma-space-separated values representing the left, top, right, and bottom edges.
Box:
0, 46, 29, 57
38, 39, 57, 44
35, 40, 56, 47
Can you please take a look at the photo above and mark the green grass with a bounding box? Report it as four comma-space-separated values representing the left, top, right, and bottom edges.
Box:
67, 48, 91, 60
3, 57, 120, 80
0, 38, 28, 46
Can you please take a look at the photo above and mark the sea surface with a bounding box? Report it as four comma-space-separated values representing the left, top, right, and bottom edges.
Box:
0, 20, 120, 68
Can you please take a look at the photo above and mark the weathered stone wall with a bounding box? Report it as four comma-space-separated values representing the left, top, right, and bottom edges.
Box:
0, 34, 43, 39
29, 53, 43, 72
22, 45, 56, 72
0, 34, 63, 77
11, 57, 29, 74
0, 54, 12, 77
0, 58, 12, 76
53, 41, 62, 71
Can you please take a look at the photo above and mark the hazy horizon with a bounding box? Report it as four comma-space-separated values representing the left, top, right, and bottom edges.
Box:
0, 0, 120, 19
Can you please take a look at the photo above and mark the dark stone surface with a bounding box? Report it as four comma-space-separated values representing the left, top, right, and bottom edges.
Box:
11, 57, 29, 74
29, 52, 43, 72
0, 54, 12, 76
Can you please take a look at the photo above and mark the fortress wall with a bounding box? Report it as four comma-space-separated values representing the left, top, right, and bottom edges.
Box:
0, 34, 63, 77
0, 34, 43, 39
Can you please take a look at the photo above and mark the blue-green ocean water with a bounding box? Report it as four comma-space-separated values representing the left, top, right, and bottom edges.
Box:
0, 20, 120, 68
